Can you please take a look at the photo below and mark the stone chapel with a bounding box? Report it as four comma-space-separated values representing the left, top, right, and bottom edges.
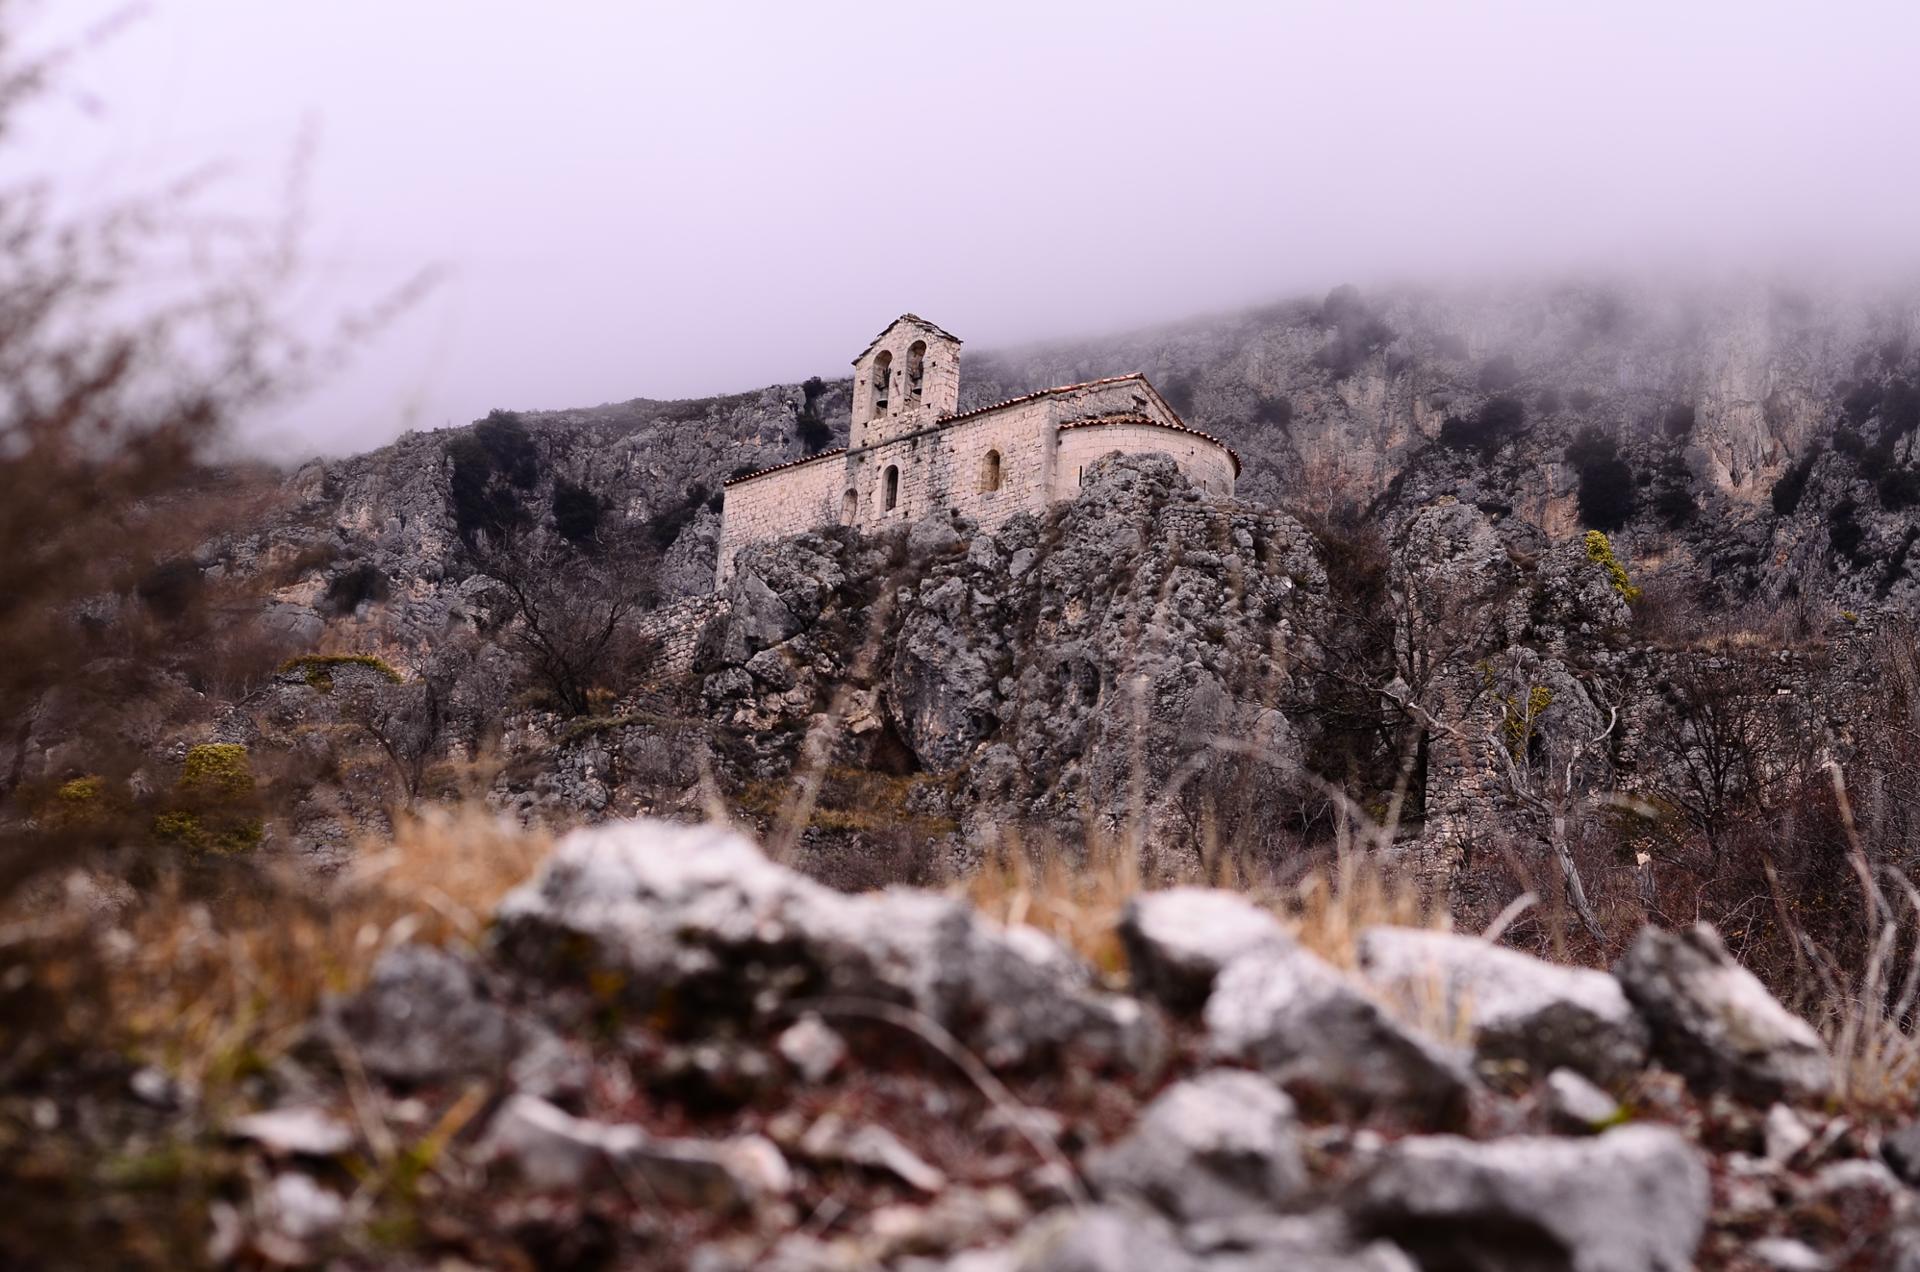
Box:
715, 314, 1238, 582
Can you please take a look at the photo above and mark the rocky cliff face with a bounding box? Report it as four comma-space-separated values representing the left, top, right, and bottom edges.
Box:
696, 455, 1327, 871
18, 277, 1920, 901
208, 277, 1920, 680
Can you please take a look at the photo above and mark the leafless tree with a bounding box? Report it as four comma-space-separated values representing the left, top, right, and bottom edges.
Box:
332, 668, 445, 803
471, 528, 656, 717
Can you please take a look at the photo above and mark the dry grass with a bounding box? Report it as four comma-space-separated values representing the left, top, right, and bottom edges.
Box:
964, 825, 1444, 981
10, 806, 551, 1110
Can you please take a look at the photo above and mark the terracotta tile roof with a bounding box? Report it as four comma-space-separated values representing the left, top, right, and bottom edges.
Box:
932, 372, 1157, 426
851, 313, 964, 365
722, 447, 844, 487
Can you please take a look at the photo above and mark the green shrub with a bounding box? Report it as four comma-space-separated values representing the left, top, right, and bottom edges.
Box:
795, 375, 833, 452
551, 477, 603, 543
163, 744, 262, 853
1566, 428, 1636, 531
1439, 395, 1527, 457
1253, 394, 1294, 428
324, 562, 389, 615
180, 744, 254, 802
1771, 448, 1820, 515
1829, 497, 1868, 567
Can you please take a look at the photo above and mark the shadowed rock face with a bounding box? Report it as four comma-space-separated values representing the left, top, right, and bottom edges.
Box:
698, 453, 1331, 858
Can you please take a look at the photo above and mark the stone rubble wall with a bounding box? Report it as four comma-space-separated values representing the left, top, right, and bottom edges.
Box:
633, 593, 731, 682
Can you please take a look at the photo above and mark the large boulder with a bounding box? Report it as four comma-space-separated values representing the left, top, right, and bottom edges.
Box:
1613, 924, 1832, 1102
1119, 888, 1294, 1012
1205, 944, 1476, 1127
1357, 926, 1648, 1083
1083, 1069, 1305, 1222
1347, 1124, 1710, 1272
491, 818, 1156, 1071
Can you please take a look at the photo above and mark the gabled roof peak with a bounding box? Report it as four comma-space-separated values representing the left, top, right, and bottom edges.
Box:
852, 313, 963, 365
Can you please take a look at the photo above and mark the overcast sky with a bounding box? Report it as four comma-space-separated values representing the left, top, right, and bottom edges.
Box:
16, 1, 1920, 457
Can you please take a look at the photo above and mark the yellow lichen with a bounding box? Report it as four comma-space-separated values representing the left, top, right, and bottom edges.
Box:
56, 775, 104, 805
279, 653, 404, 692
163, 744, 262, 853
1583, 530, 1641, 602
1500, 684, 1554, 756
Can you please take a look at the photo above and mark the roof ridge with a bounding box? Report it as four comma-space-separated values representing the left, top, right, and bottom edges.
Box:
851, 314, 964, 365
722, 447, 845, 487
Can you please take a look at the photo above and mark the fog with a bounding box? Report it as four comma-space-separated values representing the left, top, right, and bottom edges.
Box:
17, 1, 1920, 457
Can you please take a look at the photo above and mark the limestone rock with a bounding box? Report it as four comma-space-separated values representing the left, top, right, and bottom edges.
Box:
1005, 1205, 1200, 1272
794, 1112, 947, 1193
230, 1106, 353, 1157
492, 817, 1156, 1071
776, 1014, 848, 1083
1205, 944, 1475, 1127
1118, 888, 1294, 1012
1188, 1212, 1418, 1272
1357, 926, 1648, 1083
1542, 1068, 1621, 1133
327, 943, 520, 1085
1348, 1124, 1709, 1272
477, 1093, 789, 1207
1083, 1068, 1305, 1222
1613, 924, 1832, 1102
1880, 1121, 1920, 1185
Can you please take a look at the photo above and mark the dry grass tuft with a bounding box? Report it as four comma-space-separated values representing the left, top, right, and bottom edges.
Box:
965, 830, 1145, 979
1285, 849, 1441, 969
9, 806, 550, 1111
964, 824, 1445, 982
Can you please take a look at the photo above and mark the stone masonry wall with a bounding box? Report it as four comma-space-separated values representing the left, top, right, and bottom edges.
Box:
717, 374, 1238, 585
1055, 420, 1238, 498
713, 451, 843, 583
633, 594, 731, 682
851, 400, 1059, 537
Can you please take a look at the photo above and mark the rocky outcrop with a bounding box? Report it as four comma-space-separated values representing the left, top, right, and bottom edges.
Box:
1082, 1069, 1306, 1222
491, 818, 1159, 1072
1348, 1125, 1710, 1272
1357, 926, 1649, 1083
698, 454, 1329, 861
34, 815, 1920, 1271
1118, 888, 1294, 1012
1205, 943, 1477, 1127
1614, 923, 1834, 1102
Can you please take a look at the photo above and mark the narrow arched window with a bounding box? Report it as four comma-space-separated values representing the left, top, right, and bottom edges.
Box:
883, 465, 899, 511
871, 350, 892, 417
840, 489, 858, 524
906, 340, 926, 404
980, 449, 1002, 493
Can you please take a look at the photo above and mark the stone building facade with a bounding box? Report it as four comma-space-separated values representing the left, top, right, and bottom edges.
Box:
715, 314, 1239, 582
